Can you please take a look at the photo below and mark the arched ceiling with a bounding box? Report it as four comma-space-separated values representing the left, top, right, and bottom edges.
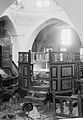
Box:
0, 0, 15, 16
32, 22, 81, 52
0, 0, 83, 39
0, 0, 83, 44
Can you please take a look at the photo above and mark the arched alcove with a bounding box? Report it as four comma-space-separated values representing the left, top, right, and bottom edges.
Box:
30, 18, 82, 72
0, 15, 19, 65
31, 18, 82, 52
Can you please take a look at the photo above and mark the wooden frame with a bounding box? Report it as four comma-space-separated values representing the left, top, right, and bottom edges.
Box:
23, 66, 29, 76
61, 79, 72, 90
61, 66, 73, 78
74, 64, 77, 75
81, 69, 83, 78
19, 52, 30, 63
22, 77, 29, 88
51, 79, 57, 91
23, 53, 29, 62
51, 66, 57, 78
19, 53, 23, 62
19, 65, 22, 74
30, 64, 33, 76
50, 52, 58, 63
78, 63, 80, 73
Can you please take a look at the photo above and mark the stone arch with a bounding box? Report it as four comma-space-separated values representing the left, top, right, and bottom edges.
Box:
30, 18, 81, 51
0, 15, 19, 64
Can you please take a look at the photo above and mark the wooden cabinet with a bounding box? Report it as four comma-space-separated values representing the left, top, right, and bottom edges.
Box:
18, 51, 33, 90
49, 51, 80, 94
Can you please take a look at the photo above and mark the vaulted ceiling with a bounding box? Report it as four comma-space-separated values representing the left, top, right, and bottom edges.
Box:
0, 0, 83, 43
0, 0, 15, 16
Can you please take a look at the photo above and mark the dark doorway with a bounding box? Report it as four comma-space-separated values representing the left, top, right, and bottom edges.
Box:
0, 45, 2, 67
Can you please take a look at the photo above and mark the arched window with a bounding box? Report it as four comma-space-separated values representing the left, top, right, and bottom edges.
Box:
36, 0, 50, 8
14, 0, 24, 8
61, 29, 71, 46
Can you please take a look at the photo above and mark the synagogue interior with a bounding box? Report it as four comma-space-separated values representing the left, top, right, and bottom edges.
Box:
0, 0, 83, 119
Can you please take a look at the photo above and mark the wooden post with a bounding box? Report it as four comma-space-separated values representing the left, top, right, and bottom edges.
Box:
69, 98, 73, 116
72, 77, 75, 94
80, 81, 83, 95
49, 50, 51, 93
53, 91, 56, 120
28, 50, 31, 88
60, 99, 64, 115
78, 90, 82, 117
29, 50, 31, 64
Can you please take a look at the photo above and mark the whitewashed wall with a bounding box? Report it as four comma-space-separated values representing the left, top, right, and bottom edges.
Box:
1, 0, 77, 64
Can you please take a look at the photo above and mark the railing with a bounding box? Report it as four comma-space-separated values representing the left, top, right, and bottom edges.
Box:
49, 52, 80, 63
19, 52, 30, 63
19, 51, 80, 64
31, 52, 49, 63
52, 92, 83, 118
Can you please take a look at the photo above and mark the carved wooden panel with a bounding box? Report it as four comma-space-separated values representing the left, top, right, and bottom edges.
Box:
23, 66, 29, 76
2, 45, 12, 68
61, 66, 73, 78
51, 80, 57, 90
22, 77, 30, 88
61, 79, 72, 90
51, 66, 57, 78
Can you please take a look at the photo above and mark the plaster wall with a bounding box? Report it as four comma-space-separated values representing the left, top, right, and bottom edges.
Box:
1, 0, 78, 64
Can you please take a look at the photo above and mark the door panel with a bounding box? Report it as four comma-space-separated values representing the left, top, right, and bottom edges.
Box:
2, 44, 12, 68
